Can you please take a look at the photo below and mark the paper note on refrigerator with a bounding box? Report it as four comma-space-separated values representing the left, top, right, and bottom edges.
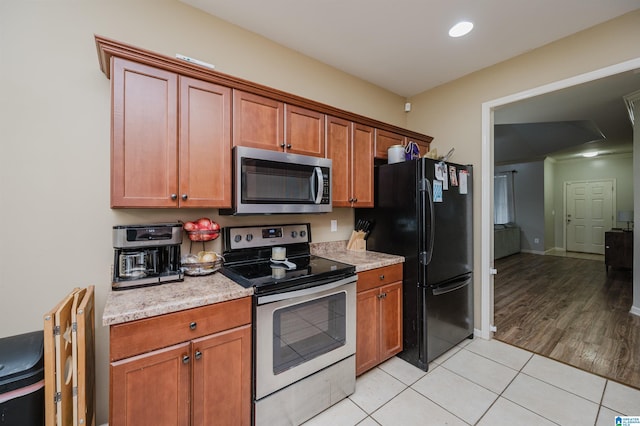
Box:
459, 170, 468, 194
433, 180, 443, 202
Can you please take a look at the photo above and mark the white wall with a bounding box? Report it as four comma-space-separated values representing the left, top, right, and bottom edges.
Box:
552, 154, 633, 248
633, 99, 640, 313
544, 158, 556, 251
495, 162, 545, 253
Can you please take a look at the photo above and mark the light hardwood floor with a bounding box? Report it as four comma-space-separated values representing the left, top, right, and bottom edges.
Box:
494, 252, 640, 390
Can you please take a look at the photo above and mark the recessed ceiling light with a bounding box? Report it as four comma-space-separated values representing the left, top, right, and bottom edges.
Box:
582, 151, 598, 158
449, 21, 474, 38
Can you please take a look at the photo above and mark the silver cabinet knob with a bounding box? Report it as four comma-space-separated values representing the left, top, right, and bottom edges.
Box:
195, 350, 202, 360
171, 194, 178, 200
189, 322, 197, 330
182, 194, 188, 201
182, 355, 190, 364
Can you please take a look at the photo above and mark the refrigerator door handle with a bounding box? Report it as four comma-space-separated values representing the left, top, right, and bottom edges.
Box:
432, 275, 472, 296
423, 177, 435, 265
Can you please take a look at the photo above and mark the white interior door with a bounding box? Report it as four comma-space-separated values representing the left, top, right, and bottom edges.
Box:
566, 180, 614, 254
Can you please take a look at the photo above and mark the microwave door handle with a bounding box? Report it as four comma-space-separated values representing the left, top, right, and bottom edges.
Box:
313, 167, 323, 204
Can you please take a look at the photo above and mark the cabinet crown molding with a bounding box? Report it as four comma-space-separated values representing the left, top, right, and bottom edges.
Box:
94, 34, 433, 143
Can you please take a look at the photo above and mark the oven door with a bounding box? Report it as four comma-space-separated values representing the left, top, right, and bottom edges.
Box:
226, 146, 332, 215
255, 276, 356, 400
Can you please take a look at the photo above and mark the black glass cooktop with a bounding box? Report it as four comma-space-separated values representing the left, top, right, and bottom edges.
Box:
221, 255, 355, 295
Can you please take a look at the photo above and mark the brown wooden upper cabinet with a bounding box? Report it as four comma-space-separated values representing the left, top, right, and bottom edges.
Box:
375, 129, 405, 159
233, 90, 325, 157
326, 117, 374, 208
375, 129, 431, 160
111, 58, 232, 208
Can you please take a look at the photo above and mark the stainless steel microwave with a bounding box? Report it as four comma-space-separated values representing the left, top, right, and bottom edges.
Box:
220, 146, 332, 215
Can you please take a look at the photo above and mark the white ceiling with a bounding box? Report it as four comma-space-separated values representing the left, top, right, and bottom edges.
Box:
181, 0, 640, 161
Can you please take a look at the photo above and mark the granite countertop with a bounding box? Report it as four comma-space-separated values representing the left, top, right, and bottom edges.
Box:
310, 241, 404, 272
103, 273, 253, 326
103, 241, 403, 327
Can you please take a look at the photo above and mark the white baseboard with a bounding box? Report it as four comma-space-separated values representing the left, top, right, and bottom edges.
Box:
545, 247, 565, 254
520, 249, 546, 255
630, 306, 640, 317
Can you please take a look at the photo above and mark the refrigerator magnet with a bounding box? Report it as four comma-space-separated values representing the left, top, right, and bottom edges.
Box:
433, 180, 443, 202
435, 162, 446, 181
449, 166, 458, 186
459, 170, 468, 194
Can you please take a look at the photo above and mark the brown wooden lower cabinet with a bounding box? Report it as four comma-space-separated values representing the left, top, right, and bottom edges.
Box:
109, 297, 252, 425
356, 264, 403, 376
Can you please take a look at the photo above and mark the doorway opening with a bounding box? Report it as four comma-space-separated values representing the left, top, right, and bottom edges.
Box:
480, 56, 640, 339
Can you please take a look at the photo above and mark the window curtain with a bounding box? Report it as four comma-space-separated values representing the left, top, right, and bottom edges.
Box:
494, 172, 515, 224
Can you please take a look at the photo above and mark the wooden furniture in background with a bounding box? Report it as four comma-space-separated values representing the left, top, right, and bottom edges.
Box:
109, 297, 252, 425
605, 230, 633, 272
356, 263, 403, 375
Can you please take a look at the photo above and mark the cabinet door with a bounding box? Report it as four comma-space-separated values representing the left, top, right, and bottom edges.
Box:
110, 342, 190, 426
356, 287, 380, 376
192, 325, 252, 426
352, 124, 374, 207
233, 90, 284, 151
111, 58, 178, 208
179, 77, 232, 208
409, 137, 430, 157
326, 116, 352, 207
380, 281, 403, 361
286, 105, 325, 157
375, 129, 405, 159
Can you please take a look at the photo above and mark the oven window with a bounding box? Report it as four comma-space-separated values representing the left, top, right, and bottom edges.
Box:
272, 292, 346, 374
242, 159, 315, 203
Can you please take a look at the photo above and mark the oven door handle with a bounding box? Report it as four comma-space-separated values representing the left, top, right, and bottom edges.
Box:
313, 166, 324, 204
257, 275, 357, 304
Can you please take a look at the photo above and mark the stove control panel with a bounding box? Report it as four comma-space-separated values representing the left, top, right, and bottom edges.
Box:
226, 223, 311, 250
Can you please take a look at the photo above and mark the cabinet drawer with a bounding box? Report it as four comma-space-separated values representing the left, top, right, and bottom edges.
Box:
110, 297, 251, 361
357, 263, 403, 292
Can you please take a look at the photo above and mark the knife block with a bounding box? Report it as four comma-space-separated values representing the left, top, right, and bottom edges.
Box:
347, 231, 366, 252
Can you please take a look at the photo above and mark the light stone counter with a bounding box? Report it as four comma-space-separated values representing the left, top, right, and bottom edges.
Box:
103, 273, 253, 326
310, 241, 404, 272
104, 241, 401, 327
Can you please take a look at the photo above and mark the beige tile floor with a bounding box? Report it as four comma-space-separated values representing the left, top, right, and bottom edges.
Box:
304, 338, 640, 426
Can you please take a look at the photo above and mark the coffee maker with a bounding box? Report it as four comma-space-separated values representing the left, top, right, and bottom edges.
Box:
112, 223, 184, 290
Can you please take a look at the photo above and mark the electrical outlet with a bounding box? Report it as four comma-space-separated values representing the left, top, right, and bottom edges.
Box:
330, 220, 337, 232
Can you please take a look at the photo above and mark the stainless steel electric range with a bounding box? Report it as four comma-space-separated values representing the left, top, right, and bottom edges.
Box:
221, 223, 357, 426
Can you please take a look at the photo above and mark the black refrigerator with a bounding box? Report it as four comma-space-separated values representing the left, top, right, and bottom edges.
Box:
356, 158, 473, 371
